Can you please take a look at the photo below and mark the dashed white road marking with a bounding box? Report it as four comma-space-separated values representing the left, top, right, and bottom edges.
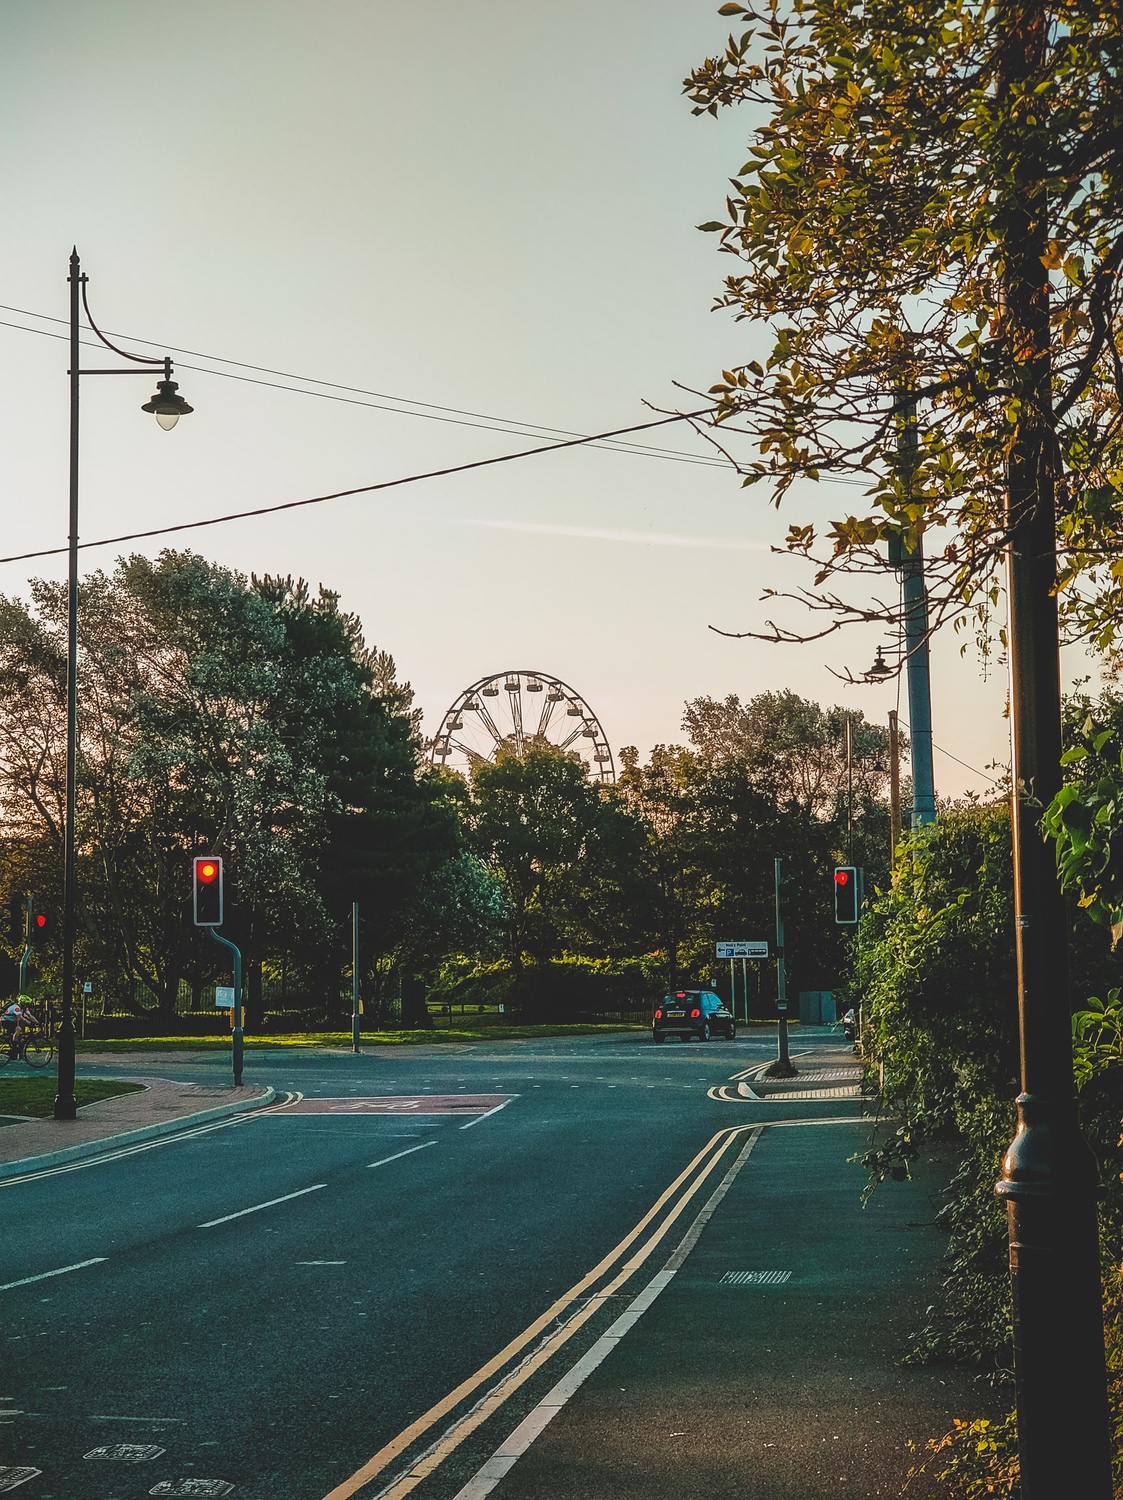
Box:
198, 1183, 326, 1228
459, 1098, 515, 1130
0, 1258, 107, 1292
367, 1141, 437, 1168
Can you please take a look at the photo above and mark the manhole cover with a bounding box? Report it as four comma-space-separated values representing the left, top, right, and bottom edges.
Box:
150, 1482, 235, 1497
0, 1471, 41, 1494
719, 1270, 792, 1286
84, 1444, 166, 1461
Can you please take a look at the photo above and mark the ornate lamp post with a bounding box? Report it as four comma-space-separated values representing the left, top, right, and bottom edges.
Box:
55, 249, 193, 1120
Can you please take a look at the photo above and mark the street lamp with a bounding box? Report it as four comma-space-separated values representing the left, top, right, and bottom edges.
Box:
55, 249, 193, 1120
863, 645, 894, 682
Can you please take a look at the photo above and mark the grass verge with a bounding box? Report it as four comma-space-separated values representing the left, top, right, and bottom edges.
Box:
0, 1077, 145, 1118
75, 1023, 647, 1052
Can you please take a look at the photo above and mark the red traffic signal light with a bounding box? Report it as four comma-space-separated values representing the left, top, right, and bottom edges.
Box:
193, 856, 224, 926
27, 910, 49, 944
34, 913, 46, 929
834, 866, 859, 924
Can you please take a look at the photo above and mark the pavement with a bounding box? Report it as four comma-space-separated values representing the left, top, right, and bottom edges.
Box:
0, 1030, 990, 1499
0, 1069, 274, 1178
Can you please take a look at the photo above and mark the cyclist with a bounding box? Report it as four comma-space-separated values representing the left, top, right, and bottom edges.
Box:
2, 1000, 39, 1059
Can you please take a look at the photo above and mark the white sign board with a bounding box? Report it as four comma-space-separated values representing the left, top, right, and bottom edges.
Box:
716, 941, 769, 959
82, 980, 92, 994
214, 986, 236, 1009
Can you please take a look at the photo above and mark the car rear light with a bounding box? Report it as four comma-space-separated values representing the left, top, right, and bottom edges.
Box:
690, 1008, 701, 1018
675, 992, 686, 998
654, 1009, 663, 1019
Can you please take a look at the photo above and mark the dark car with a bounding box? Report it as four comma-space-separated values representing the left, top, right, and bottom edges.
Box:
653, 990, 736, 1043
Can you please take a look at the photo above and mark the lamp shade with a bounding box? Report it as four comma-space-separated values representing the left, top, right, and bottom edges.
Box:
865, 646, 894, 681
141, 378, 193, 429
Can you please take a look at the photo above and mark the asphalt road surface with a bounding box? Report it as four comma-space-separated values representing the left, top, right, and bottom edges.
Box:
1, 1028, 886, 1499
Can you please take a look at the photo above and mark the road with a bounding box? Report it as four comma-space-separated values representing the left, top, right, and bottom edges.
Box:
0, 1027, 859, 1499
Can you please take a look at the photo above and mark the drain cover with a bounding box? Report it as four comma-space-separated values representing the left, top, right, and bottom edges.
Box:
719, 1270, 792, 1286
0, 1471, 41, 1494
150, 1482, 235, 1497
84, 1444, 166, 1461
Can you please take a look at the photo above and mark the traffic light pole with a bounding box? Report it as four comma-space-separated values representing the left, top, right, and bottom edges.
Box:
19, 898, 31, 995
771, 858, 795, 1077
209, 930, 243, 1087
351, 902, 361, 1054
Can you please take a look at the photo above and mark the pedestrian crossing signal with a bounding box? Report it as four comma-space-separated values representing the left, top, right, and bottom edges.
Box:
193, 856, 223, 926
834, 867, 859, 924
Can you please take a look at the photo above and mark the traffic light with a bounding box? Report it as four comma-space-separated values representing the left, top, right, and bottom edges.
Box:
192, 856, 223, 926
27, 910, 48, 945
834, 867, 859, 924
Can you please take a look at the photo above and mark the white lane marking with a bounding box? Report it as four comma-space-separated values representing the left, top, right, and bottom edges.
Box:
367, 1141, 437, 1169
459, 1098, 515, 1131
297, 1261, 346, 1266
450, 1131, 763, 1500
197, 1183, 326, 1228
90, 1415, 184, 1422
0, 1258, 107, 1292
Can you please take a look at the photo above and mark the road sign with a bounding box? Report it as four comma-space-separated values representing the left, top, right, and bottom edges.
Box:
214, 986, 235, 1009
716, 940, 769, 959
82, 980, 92, 994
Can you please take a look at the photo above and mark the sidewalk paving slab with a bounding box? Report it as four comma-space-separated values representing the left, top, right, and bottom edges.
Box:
0, 1074, 275, 1179
480, 1116, 993, 1500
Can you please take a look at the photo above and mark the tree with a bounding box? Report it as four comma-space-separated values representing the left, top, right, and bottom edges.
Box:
682, 690, 894, 820
0, 553, 452, 1023
468, 744, 607, 969
684, 0, 1123, 650
688, 4, 1121, 1482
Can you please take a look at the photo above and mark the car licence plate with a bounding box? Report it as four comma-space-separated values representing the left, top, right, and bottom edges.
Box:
664, 1010, 685, 1018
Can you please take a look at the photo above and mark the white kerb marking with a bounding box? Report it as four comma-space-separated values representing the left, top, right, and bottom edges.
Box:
459, 1098, 514, 1130
0, 1470, 41, 1493
0, 1258, 107, 1292
367, 1141, 437, 1169
198, 1183, 326, 1228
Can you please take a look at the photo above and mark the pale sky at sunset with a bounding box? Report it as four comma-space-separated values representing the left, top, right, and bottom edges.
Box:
0, 0, 1070, 798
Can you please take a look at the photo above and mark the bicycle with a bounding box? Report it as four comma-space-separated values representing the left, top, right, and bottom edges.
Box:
0, 1021, 55, 1069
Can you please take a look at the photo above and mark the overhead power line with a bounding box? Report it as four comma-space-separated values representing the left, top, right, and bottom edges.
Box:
0, 409, 712, 568
0, 304, 728, 470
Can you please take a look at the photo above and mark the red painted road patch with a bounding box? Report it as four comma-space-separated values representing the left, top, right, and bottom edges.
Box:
277, 1095, 511, 1115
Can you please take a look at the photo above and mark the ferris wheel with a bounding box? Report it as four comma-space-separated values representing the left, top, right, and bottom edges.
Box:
429, 670, 616, 784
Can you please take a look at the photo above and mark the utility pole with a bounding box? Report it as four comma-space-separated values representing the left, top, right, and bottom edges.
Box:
889, 393, 936, 828
888, 709, 902, 862
992, 1, 1111, 1490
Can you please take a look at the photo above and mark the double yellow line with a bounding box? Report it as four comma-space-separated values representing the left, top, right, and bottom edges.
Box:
322, 1123, 759, 1500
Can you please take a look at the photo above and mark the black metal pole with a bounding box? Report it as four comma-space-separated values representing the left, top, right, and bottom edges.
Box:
772, 858, 794, 1075
992, 5, 1111, 1486
351, 901, 361, 1053
54, 249, 82, 1121
210, 929, 243, 1087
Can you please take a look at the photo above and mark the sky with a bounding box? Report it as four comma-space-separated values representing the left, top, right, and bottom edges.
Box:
0, 0, 1078, 799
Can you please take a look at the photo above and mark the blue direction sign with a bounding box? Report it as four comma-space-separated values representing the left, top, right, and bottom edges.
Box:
716, 940, 769, 959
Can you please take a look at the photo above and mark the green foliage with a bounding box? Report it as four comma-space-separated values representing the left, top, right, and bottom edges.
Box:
687, 0, 1123, 652
855, 805, 1020, 1369
0, 552, 464, 1019
1044, 695, 1123, 940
